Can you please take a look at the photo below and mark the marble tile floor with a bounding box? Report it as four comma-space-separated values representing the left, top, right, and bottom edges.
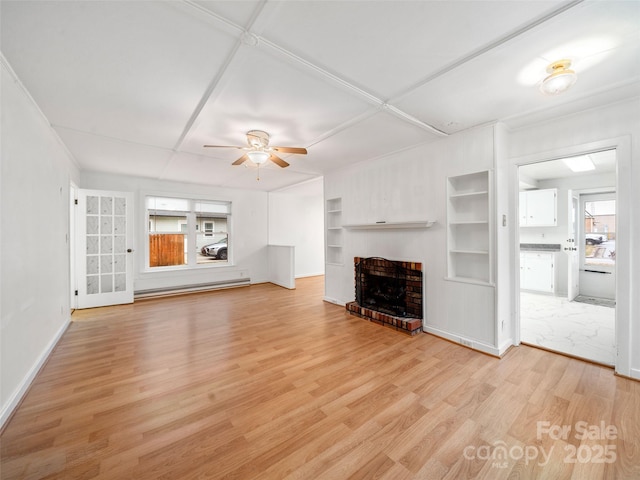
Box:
520, 292, 616, 366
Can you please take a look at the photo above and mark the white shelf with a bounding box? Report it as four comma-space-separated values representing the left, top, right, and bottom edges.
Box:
449, 220, 488, 225
449, 190, 488, 199
449, 249, 489, 255
447, 171, 492, 284
326, 197, 343, 266
445, 276, 495, 287
343, 220, 435, 230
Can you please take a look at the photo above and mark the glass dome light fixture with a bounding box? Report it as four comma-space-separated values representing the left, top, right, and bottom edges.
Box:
247, 150, 270, 165
540, 59, 577, 96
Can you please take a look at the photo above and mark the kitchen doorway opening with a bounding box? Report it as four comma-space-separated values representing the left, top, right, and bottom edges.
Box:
517, 149, 616, 366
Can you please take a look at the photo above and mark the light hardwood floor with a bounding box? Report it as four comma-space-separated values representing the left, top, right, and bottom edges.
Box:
1, 276, 638, 479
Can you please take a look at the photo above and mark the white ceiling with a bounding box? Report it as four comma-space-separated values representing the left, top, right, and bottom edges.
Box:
2, 0, 639, 191
519, 149, 617, 186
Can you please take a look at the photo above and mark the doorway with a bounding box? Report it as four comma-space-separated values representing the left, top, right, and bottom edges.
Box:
517, 150, 616, 366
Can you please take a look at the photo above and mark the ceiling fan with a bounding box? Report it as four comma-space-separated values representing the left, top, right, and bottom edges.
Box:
203, 130, 307, 168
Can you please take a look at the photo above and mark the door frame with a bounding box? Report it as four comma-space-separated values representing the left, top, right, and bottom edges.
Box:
566, 190, 579, 302
70, 182, 78, 311
76, 189, 135, 309
510, 136, 631, 377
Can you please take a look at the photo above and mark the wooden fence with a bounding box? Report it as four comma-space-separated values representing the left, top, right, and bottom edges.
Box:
149, 234, 185, 267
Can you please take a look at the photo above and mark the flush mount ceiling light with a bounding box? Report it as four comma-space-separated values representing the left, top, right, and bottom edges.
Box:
540, 59, 577, 96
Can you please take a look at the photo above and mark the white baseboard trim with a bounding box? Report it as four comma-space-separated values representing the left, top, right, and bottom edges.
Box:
497, 338, 515, 357
423, 325, 502, 357
134, 278, 250, 299
630, 368, 640, 381
323, 296, 345, 307
295, 272, 325, 279
1, 318, 70, 429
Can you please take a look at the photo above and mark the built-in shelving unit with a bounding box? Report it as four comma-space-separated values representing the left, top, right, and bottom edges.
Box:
325, 197, 343, 265
446, 170, 492, 284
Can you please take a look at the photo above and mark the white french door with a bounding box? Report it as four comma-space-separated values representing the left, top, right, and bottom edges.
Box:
77, 189, 134, 308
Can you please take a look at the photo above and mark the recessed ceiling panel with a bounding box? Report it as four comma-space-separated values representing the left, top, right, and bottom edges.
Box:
258, 0, 570, 99
395, 1, 640, 133
158, 151, 246, 187
1, 0, 238, 148
191, 0, 262, 28
306, 111, 440, 174
181, 44, 374, 156
55, 128, 174, 179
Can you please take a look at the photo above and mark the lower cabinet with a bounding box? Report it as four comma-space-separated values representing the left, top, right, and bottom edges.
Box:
520, 252, 554, 293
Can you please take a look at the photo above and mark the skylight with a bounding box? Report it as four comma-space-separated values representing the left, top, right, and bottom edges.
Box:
563, 155, 595, 172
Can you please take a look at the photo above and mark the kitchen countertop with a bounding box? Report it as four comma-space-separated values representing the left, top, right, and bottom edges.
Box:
520, 243, 562, 252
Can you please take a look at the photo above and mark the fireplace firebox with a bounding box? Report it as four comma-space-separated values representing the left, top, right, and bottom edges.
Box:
346, 257, 423, 335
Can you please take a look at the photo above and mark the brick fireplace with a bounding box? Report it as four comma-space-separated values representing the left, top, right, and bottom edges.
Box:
346, 257, 423, 335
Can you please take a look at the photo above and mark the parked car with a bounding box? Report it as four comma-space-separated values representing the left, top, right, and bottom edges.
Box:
201, 239, 227, 260
585, 233, 606, 245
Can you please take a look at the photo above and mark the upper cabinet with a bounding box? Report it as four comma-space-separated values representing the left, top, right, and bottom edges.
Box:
519, 188, 557, 227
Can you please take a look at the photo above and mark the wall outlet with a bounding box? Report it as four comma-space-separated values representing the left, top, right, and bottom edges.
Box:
460, 338, 472, 348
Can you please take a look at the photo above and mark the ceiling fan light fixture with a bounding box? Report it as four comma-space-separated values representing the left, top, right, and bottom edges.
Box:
247, 150, 270, 165
540, 59, 577, 96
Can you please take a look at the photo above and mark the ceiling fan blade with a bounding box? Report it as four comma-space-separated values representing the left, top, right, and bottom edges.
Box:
269, 153, 289, 168
271, 146, 307, 155
232, 154, 249, 166
203, 145, 245, 149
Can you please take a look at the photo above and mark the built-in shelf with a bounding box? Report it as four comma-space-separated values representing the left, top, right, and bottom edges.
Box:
445, 276, 495, 287
449, 190, 488, 199
325, 197, 343, 266
343, 220, 435, 230
449, 220, 488, 225
450, 249, 489, 255
447, 170, 492, 284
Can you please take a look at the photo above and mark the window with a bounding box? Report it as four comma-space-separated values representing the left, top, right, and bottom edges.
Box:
146, 196, 230, 268
583, 196, 615, 267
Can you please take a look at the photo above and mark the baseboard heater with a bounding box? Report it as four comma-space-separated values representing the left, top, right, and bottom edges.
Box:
134, 278, 250, 299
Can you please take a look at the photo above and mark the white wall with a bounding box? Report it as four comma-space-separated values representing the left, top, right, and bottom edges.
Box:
80, 172, 269, 291
268, 245, 295, 289
268, 178, 324, 278
324, 98, 640, 376
1, 60, 80, 425
324, 124, 501, 354
508, 98, 640, 379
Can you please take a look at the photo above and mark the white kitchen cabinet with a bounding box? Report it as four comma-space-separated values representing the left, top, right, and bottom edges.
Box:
520, 252, 554, 293
520, 189, 557, 227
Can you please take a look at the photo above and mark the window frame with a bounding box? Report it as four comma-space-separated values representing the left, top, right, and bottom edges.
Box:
580, 192, 615, 271
144, 194, 232, 272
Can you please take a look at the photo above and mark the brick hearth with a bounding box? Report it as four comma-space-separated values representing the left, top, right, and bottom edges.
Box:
347, 257, 423, 336
346, 301, 423, 335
